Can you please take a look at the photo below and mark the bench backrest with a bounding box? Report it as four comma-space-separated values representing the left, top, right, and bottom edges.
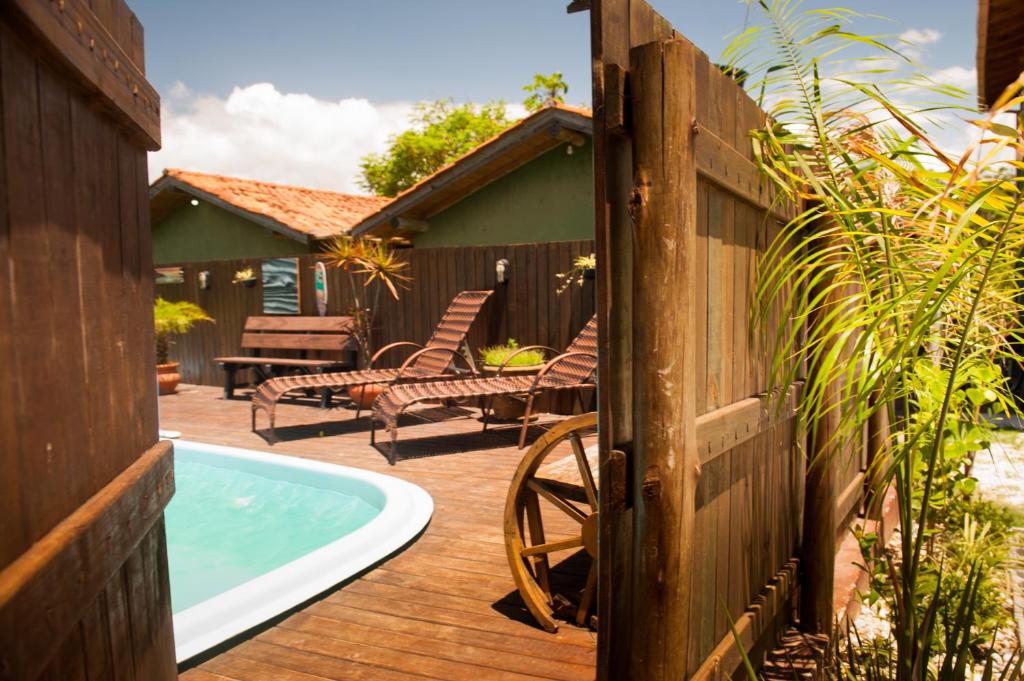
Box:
240, 316, 357, 353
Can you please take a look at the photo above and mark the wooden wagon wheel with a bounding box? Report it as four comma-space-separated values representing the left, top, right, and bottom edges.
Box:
504, 412, 599, 633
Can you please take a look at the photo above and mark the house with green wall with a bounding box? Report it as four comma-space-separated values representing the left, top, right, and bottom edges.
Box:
149, 169, 388, 264
351, 105, 594, 247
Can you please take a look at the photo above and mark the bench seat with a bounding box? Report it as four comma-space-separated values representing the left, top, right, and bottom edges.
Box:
213, 315, 357, 401
213, 357, 349, 368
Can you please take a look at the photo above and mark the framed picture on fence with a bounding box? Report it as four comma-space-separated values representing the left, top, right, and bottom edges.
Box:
261, 258, 300, 314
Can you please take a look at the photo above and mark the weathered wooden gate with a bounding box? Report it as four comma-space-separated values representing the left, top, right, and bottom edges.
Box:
0, 1, 175, 679
588, 1, 841, 678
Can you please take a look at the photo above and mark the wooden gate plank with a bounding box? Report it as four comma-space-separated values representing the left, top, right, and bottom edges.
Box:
0, 441, 174, 681
627, 37, 699, 678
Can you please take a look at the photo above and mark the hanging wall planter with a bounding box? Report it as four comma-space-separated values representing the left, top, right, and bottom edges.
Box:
232, 267, 258, 288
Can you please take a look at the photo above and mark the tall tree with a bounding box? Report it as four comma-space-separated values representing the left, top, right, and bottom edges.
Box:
358, 100, 510, 197
522, 72, 569, 111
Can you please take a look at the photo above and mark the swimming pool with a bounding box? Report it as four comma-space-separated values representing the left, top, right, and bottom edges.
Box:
166, 440, 432, 662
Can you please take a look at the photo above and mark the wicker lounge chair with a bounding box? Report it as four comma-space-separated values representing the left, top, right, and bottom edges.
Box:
251, 290, 492, 438
371, 315, 597, 463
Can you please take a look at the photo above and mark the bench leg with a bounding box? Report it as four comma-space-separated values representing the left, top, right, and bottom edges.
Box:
317, 369, 332, 408
253, 365, 270, 386
223, 366, 237, 399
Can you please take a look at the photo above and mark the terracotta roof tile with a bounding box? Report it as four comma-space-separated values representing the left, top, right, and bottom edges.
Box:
160, 169, 389, 239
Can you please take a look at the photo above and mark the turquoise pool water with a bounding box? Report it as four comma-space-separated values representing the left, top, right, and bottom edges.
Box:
165, 458, 380, 613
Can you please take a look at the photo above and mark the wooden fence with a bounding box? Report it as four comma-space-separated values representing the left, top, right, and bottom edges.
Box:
589, 1, 870, 678
0, 1, 176, 679
157, 240, 596, 387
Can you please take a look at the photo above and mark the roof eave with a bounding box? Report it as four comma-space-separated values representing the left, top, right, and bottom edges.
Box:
150, 175, 312, 244
350, 108, 593, 239
977, 0, 1024, 109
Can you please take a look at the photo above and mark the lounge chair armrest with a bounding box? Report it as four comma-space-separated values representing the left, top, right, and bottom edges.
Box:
529, 352, 598, 392
396, 347, 475, 379
492, 345, 560, 376
369, 341, 425, 368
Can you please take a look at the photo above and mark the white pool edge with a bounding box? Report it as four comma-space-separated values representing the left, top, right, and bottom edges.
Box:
168, 439, 433, 663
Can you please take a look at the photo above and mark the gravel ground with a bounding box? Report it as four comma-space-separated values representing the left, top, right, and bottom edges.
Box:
976, 431, 1024, 520
850, 429, 1024, 673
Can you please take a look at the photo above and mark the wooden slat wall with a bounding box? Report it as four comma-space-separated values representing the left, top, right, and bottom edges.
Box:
591, 1, 860, 677
657, 44, 805, 678
0, 2, 176, 679
158, 240, 596, 387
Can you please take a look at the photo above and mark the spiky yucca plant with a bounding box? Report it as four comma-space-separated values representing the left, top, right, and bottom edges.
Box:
320, 235, 410, 367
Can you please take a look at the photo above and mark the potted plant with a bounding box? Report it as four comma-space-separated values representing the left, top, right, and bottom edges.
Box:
154, 297, 213, 395
232, 266, 258, 288
554, 253, 596, 293
480, 339, 547, 420
320, 236, 410, 409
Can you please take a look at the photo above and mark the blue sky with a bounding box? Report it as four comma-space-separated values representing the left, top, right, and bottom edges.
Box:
135, 0, 981, 192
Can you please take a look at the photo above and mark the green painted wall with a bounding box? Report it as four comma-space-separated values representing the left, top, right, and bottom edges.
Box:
411, 139, 593, 248
152, 200, 310, 264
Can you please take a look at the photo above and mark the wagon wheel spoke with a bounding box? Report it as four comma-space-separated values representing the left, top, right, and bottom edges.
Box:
526, 479, 587, 524
576, 560, 598, 627
569, 433, 599, 511
521, 536, 584, 557
524, 490, 552, 597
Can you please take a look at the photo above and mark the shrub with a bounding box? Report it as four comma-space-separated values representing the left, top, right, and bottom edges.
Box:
480, 339, 547, 368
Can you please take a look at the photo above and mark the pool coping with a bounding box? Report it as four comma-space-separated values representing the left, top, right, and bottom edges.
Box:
168, 439, 433, 663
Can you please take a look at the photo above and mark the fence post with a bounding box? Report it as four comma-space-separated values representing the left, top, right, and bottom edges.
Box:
865, 396, 891, 519
626, 37, 700, 678
799, 228, 840, 637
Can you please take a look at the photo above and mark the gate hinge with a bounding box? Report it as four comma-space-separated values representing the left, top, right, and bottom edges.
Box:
607, 446, 634, 511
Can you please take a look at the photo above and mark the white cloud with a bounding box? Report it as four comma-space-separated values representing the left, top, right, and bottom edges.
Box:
899, 28, 941, 46
150, 82, 416, 194
929, 66, 977, 90
150, 83, 533, 194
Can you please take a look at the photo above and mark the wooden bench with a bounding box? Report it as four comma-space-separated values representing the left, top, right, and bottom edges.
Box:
213, 316, 357, 401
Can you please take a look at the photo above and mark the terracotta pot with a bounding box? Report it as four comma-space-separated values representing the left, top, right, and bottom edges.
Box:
481, 364, 544, 420
351, 383, 386, 410
156, 362, 180, 395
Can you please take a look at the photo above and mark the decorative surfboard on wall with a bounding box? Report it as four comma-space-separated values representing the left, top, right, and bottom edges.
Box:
262, 257, 300, 315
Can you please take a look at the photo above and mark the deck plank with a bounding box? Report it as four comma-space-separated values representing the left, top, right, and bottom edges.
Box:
161, 385, 596, 680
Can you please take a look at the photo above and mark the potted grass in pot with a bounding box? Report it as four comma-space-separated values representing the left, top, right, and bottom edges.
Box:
480, 339, 547, 420
154, 298, 213, 395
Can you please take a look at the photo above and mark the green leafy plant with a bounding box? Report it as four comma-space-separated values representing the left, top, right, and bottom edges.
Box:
480, 339, 547, 368
320, 236, 410, 367
555, 253, 596, 294
153, 298, 213, 365
358, 100, 511, 197
523, 72, 569, 112
725, 0, 1024, 677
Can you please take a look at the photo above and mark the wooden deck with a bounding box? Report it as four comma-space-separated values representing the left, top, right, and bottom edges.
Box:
162, 384, 597, 681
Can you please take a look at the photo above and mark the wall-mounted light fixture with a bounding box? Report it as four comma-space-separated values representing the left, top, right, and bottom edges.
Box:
495, 258, 510, 284
198, 270, 211, 290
